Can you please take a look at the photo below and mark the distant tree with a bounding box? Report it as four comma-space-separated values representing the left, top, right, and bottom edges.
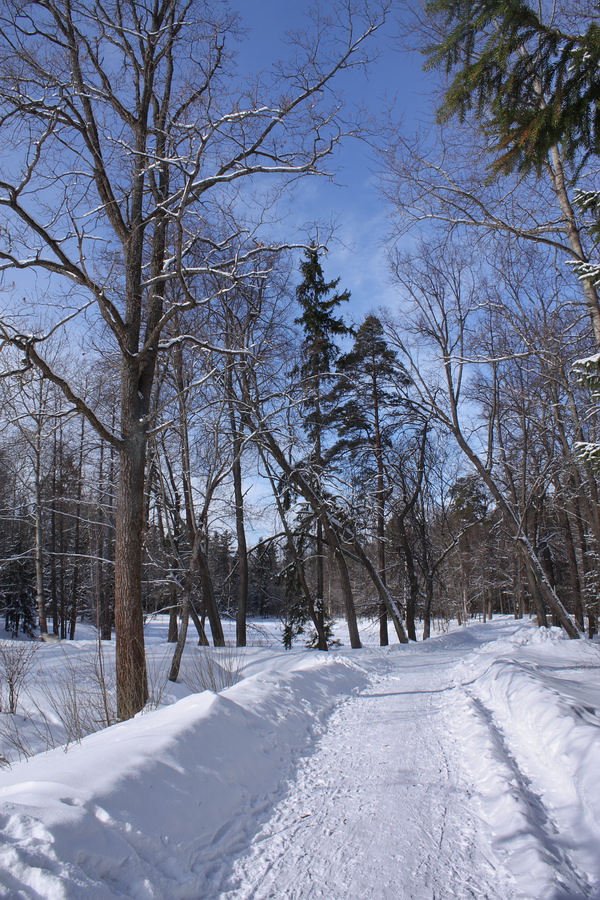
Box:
332, 315, 411, 643
447, 476, 489, 624
388, 239, 582, 638
248, 540, 283, 618
294, 247, 352, 649
1, 546, 36, 638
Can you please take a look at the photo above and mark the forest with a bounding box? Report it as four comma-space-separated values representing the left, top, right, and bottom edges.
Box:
0, 0, 598, 725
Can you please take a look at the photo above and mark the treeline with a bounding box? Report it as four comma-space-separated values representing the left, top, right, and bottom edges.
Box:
0, 241, 598, 650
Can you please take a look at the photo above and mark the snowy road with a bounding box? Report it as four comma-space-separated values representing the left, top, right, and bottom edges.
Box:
208, 628, 509, 900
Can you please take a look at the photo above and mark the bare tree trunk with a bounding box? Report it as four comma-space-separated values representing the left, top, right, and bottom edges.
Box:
97, 431, 115, 642
168, 600, 189, 683
329, 531, 362, 648
195, 535, 225, 647
167, 581, 179, 643
34, 489, 47, 637
524, 556, 548, 627
352, 539, 409, 643
315, 522, 328, 648
69, 417, 85, 640
560, 509, 585, 630
373, 378, 389, 646
114, 393, 148, 718
50, 444, 59, 636
514, 558, 524, 619
422, 576, 433, 640
169, 527, 212, 681
34, 425, 47, 637
547, 147, 600, 345
228, 382, 249, 648
398, 522, 418, 641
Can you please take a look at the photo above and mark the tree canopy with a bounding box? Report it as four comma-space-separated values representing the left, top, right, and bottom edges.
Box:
425, 0, 600, 172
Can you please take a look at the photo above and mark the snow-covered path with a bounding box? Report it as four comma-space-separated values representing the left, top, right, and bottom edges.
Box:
1, 619, 599, 899
214, 631, 511, 900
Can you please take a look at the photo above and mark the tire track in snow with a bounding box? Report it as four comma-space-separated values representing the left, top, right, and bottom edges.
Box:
213, 646, 514, 900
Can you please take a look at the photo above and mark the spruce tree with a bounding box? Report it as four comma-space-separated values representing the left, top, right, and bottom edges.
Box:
296, 246, 352, 450
426, 0, 600, 173
1, 545, 37, 638
332, 315, 411, 644
294, 247, 352, 649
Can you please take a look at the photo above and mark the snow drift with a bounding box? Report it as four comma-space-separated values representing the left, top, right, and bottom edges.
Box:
0, 654, 370, 899
451, 625, 600, 899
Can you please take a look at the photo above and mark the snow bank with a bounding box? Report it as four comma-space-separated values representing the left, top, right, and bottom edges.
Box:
0, 653, 370, 899
450, 624, 600, 898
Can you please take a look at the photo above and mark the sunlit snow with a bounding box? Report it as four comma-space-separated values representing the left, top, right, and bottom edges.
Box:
0, 617, 598, 899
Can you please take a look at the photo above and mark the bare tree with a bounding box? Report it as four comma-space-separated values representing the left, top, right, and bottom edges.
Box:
0, 0, 386, 717
387, 240, 582, 638
382, 127, 600, 344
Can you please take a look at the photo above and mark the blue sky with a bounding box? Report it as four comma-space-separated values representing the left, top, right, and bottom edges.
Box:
228, 0, 439, 323
2, 1, 439, 336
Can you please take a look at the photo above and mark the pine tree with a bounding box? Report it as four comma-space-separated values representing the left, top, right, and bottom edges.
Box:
331, 315, 411, 644
294, 247, 352, 650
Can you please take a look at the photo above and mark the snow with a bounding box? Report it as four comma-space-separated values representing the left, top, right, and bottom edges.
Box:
0, 617, 598, 898
452, 624, 600, 898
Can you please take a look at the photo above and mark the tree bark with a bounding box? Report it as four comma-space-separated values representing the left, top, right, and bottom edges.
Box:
34, 436, 47, 637
114, 392, 149, 718
228, 382, 249, 648
398, 521, 419, 641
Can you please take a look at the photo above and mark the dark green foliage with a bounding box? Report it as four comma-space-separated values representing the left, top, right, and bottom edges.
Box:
425, 0, 600, 172
209, 530, 236, 609
296, 246, 352, 372
449, 475, 489, 522
247, 540, 284, 618
282, 597, 340, 649
282, 600, 307, 650
330, 315, 410, 465
295, 246, 352, 446
304, 599, 340, 649
288, 247, 353, 646
575, 189, 600, 247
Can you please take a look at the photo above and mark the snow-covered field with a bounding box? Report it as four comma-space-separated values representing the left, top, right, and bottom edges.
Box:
0, 616, 598, 899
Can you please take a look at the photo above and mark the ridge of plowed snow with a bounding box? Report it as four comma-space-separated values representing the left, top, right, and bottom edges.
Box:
453, 625, 600, 899
0, 656, 370, 899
